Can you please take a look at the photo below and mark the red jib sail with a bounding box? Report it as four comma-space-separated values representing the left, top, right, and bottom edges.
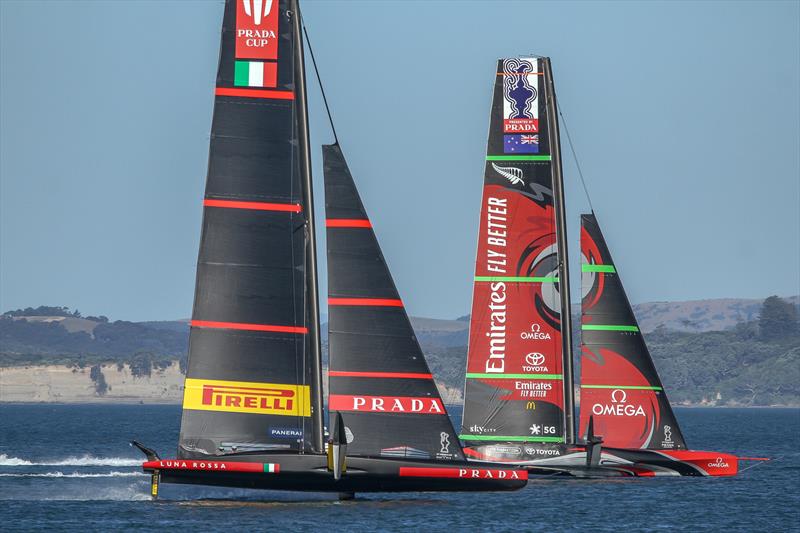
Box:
460, 57, 567, 447
579, 213, 687, 450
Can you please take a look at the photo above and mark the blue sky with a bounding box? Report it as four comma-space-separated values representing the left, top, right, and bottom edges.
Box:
1, 0, 798, 321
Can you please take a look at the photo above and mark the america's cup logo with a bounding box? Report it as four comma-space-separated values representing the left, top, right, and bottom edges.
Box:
242, 0, 273, 25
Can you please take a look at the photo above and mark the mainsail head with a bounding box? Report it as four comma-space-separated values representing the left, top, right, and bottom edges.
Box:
178, 0, 322, 458
579, 213, 687, 450
324, 143, 464, 462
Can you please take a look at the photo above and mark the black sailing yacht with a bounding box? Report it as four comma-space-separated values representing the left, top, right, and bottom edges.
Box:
134, 0, 526, 495
458, 56, 740, 477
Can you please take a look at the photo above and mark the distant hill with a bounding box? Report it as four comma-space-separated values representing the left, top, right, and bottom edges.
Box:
2, 297, 798, 406
632, 296, 799, 332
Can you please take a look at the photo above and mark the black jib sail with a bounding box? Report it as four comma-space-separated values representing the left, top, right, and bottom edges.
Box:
178, 0, 324, 458
324, 143, 464, 462
460, 57, 574, 453
579, 213, 687, 450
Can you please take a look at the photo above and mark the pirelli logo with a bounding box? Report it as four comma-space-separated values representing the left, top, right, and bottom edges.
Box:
183, 378, 311, 417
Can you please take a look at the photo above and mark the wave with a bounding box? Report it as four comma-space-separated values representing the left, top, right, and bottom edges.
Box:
0, 471, 146, 478
0, 454, 140, 467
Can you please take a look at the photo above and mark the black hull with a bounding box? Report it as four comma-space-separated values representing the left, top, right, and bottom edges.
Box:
143, 454, 527, 493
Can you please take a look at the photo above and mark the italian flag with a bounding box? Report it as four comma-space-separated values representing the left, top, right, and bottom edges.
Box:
234, 61, 277, 88
263, 463, 280, 473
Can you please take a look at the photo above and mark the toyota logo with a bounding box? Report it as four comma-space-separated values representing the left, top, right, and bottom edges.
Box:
525, 352, 545, 366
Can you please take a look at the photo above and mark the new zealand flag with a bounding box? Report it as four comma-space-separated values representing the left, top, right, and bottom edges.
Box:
503, 134, 539, 154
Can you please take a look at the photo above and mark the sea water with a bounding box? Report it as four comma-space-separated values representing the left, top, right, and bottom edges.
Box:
1, 404, 798, 532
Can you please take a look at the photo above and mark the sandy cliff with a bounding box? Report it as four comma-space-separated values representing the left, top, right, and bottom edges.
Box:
0, 363, 184, 403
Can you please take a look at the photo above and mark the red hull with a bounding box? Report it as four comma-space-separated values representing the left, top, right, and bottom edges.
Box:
463, 445, 740, 477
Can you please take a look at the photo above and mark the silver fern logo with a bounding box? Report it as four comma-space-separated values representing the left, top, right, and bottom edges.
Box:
491, 163, 524, 185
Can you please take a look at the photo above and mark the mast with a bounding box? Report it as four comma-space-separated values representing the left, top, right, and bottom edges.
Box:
291, 0, 324, 453
543, 57, 576, 444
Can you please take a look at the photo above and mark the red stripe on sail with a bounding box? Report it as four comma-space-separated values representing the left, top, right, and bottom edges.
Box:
203, 199, 301, 213
190, 320, 308, 334
215, 87, 295, 100
328, 371, 433, 379
328, 298, 403, 307
325, 219, 372, 228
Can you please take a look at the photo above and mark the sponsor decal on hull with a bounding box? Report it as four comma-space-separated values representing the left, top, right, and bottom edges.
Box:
399, 467, 527, 480
183, 378, 311, 417
328, 394, 445, 414
143, 460, 279, 473
659, 450, 739, 476
236, 0, 279, 60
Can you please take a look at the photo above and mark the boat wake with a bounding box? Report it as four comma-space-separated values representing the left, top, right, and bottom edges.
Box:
0, 454, 141, 467
0, 471, 146, 478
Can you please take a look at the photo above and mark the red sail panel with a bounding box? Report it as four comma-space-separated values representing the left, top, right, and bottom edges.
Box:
460, 58, 566, 446
578, 214, 687, 450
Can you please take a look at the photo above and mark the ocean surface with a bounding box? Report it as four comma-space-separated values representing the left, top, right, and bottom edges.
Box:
1, 404, 798, 532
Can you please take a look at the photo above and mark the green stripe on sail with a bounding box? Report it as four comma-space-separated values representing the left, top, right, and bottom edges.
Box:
466, 373, 563, 380
581, 324, 639, 332
474, 276, 558, 283
234, 61, 250, 87
581, 264, 616, 273
486, 155, 552, 161
459, 435, 564, 443
581, 384, 663, 391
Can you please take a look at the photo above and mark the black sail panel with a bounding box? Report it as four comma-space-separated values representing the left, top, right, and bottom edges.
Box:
324, 144, 464, 462
579, 213, 687, 450
178, 0, 318, 457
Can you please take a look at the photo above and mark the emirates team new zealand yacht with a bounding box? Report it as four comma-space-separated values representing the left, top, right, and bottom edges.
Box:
133, 0, 527, 496
457, 56, 740, 477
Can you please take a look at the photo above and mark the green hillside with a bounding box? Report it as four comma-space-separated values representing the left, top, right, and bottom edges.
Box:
1, 297, 797, 406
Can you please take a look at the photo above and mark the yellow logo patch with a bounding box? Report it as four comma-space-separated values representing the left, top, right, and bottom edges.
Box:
182, 378, 311, 417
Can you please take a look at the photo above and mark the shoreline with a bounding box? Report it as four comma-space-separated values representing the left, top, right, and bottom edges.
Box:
2, 363, 797, 408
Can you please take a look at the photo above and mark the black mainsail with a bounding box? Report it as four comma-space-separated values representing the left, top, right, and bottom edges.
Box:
324, 143, 464, 462
178, 0, 323, 458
